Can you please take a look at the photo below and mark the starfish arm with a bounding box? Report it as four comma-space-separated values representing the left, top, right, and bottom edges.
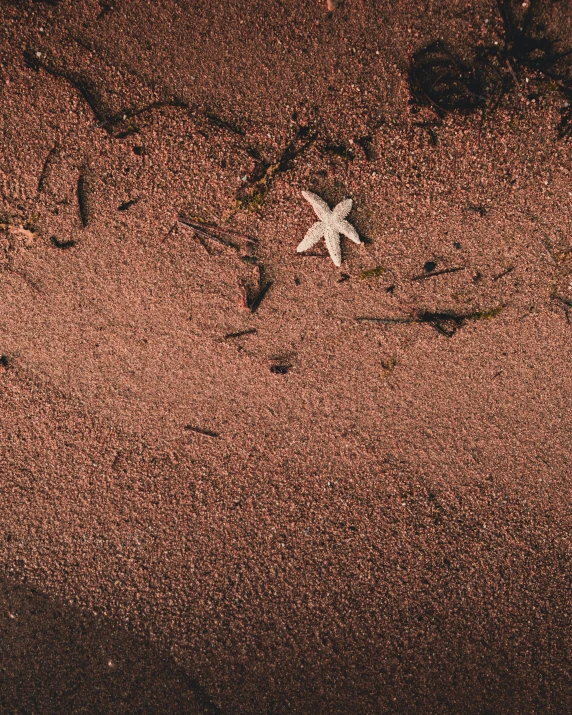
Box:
337, 219, 361, 245
297, 221, 325, 252
324, 228, 342, 267
332, 198, 353, 220
302, 191, 332, 222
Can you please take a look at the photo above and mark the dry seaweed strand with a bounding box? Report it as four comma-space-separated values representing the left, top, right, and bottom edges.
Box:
23, 49, 189, 137
357, 306, 504, 338
408, 2, 572, 133
236, 127, 318, 211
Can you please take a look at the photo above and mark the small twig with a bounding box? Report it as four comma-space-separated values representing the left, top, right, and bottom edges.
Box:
196, 234, 214, 254
493, 266, 514, 281
37, 143, 58, 193
553, 294, 572, 309
412, 266, 465, 281
506, 58, 520, 97
178, 217, 236, 249
177, 217, 256, 254
203, 223, 258, 241
77, 168, 91, 227
184, 425, 220, 438
356, 316, 414, 324
248, 280, 273, 313
224, 328, 257, 340
161, 223, 178, 244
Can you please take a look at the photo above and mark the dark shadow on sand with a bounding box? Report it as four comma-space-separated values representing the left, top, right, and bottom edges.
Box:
0, 575, 219, 714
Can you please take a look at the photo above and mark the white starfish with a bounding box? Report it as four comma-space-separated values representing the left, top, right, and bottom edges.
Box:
297, 191, 361, 267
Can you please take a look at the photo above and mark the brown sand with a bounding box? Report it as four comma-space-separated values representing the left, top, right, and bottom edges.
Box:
0, 0, 571, 712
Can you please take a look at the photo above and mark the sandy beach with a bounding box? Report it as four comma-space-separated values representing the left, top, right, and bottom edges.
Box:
0, 0, 571, 712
